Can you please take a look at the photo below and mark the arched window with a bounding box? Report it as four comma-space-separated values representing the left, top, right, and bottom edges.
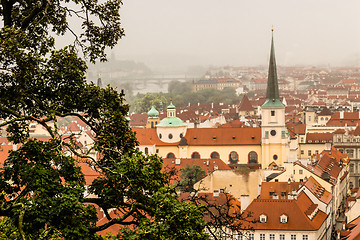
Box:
210, 152, 220, 159
168, 134, 173, 139
144, 147, 149, 155
151, 122, 154, 128
229, 151, 238, 164
166, 152, 175, 158
191, 152, 200, 159
248, 151, 258, 164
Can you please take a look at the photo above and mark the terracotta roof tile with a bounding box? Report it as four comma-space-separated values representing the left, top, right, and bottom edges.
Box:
239, 192, 327, 231
304, 176, 332, 204
259, 182, 301, 200
306, 132, 333, 143
185, 128, 261, 146
238, 95, 254, 112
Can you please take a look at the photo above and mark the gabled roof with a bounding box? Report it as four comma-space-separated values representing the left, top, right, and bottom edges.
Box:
339, 216, 360, 240
327, 112, 360, 127
238, 95, 254, 112
219, 120, 244, 128
129, 113, 148, 127
259, 182, 301, 199
318, 107, 332, 116
306, 132, 333, 143
239, 192, 327, 231
303, 176, 332, 204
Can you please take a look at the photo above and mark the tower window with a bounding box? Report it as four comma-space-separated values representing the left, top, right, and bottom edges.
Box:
168, 134, 173, 139
271, 110, 275, 116
273, 154, 278, 160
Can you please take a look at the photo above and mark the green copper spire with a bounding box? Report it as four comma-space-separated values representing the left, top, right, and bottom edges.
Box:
262, 30, 285, 108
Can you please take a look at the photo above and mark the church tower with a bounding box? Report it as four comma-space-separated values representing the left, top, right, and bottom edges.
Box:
261, 30, 288, 168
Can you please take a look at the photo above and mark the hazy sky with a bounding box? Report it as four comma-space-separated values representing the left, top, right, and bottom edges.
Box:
112, 0, 360, 71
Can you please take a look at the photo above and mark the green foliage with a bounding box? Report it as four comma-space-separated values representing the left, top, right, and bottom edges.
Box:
130, 86, 241, 113
131, 93, 168, 114
177, 165, 206, 192
0, 0, 208, 239
168, 80, 192, 95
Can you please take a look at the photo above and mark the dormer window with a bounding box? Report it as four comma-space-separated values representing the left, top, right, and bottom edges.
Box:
280, 214, 288, 223
259, 214, 267, 223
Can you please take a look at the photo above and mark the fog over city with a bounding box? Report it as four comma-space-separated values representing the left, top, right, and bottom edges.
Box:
108, 0, 360, 71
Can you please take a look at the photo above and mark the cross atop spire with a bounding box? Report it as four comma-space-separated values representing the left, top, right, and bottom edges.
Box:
262, 30, 285, 108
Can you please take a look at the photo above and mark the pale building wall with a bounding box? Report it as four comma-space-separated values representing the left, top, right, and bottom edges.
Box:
261, 143, 288, 168
185, 145, 262, 165
248, 230, 318, 240
157, 145, 180, 158
305, 111, 317, 126
261, 106, 289, 168
156, 144, 262, 165
194, 169, 263, 201
156, 126, 187, 143
346, 199, 360, 223
138, 145, 156, 155
298, 143, 326, 160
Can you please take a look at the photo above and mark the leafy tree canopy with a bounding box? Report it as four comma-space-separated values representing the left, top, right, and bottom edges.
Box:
177, 164, 206, 193
0, 1, 209, 239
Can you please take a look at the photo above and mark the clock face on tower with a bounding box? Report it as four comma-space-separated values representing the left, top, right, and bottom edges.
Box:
270, 130, 277, 136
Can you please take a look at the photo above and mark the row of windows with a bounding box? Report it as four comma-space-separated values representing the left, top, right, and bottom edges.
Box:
264, 130, 286, 138
300, 150, 319, 156
238, 234, 308, 240
159, 133, 183, 139
166, 151, 258, 164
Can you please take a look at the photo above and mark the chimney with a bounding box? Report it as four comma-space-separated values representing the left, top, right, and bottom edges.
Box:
340, 111, 344, 119
12, 144, 17, 151
213, 190, 219, 197
240, 195, 250, 213
175, 158, 181, 165
325, 143, 331, 151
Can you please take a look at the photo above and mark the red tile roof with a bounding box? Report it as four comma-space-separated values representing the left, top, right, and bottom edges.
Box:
303, 176, 332, 204
259, 182, 301, 200
318, 107, 332, 116
185, 128, 261, 146
306, 132, 333, 143
219, 120, 244, 128
129, 113, 148, 127
238, 95, 254, 112
133, 127, 261, 146
327, 112, 360, 127
239, 192, 327, 231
